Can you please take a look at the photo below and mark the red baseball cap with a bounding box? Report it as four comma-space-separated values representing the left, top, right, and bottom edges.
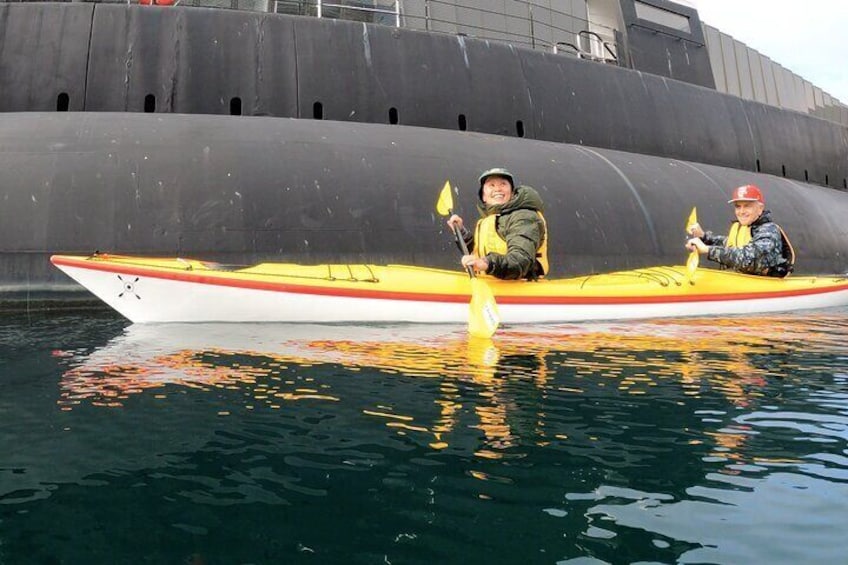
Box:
728, 184, 765, 204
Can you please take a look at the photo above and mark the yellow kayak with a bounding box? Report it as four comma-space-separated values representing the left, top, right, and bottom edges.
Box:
51, 253, 848, 323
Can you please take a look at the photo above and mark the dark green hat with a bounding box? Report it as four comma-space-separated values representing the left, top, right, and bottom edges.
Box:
478, 167, 515, 198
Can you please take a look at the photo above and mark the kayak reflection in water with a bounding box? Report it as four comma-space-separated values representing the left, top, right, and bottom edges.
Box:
685, 184, 795, 277
447, 168, 550, 280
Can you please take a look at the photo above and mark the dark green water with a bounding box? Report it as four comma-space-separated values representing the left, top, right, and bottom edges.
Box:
2, 310, 847, 564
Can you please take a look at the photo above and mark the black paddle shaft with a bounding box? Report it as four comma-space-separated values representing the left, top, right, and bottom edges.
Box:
450, 222, 476, 279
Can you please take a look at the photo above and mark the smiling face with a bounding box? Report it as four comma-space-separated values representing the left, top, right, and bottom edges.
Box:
481, 175, 514, 206
733, 200, 765, 226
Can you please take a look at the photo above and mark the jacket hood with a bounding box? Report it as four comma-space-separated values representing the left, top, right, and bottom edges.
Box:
477, 184, 544, 216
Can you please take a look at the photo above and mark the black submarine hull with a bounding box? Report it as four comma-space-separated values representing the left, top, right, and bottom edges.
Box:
1, 4, 847, 186
2, 4, 848, 308
2, 112, 847, 307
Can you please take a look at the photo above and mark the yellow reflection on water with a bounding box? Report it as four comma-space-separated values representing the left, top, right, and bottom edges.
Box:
57, 313, 848, 463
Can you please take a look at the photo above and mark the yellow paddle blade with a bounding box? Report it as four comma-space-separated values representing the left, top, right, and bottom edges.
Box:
468, 278, 500, 338
685, 207, 699, 281
436, 181, 454, 217
686, 249, 699, 280
686, 206, 698, 233
686, 206, 701, 282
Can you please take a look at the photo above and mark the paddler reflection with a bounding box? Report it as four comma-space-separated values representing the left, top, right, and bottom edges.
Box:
430, 337, 550, 456
54, 317, 834, 464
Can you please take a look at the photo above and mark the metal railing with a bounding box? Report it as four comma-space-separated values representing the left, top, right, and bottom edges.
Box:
274, 0, 399, 26
3, 0, 620, 62
320, 1, 399, 27
554, 31, 617, 64
270, 0, 620, 58
402, 0, 619, 56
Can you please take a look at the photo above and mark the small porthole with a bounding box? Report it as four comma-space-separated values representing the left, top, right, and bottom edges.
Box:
144, 94, 156, 113
458, 114, 467, 131
230, 97, 242, 116
313, 102, 323, 120
56, 92, 69, 112
516, 120, 525, 138
389, 107, 398, 124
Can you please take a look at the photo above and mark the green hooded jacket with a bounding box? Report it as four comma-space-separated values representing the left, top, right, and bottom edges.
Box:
461, 184, 547, 280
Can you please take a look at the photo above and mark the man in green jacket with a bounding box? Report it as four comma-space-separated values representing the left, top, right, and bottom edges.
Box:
446, 168, 549, 280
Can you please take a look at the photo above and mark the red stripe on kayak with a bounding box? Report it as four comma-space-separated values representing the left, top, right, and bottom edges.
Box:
51, 255, 848, 305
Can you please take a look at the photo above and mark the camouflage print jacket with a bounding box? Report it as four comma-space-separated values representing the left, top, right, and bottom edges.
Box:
702, 210, 790, 277
459, 184, 546, 280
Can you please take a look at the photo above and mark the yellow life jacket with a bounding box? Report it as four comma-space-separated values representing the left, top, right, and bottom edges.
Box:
726, 222, 751, 248
726, 221, 796, 276
473, 212, 549, 276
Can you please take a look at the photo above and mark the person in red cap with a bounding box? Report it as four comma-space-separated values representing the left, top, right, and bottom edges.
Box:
447, 168, 549, 280
686, 184, 794, 277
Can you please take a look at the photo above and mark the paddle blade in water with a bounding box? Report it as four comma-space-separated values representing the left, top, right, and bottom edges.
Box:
466, 336, 500, 368
436, 181, 454, 217
468, 278, 500, 338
